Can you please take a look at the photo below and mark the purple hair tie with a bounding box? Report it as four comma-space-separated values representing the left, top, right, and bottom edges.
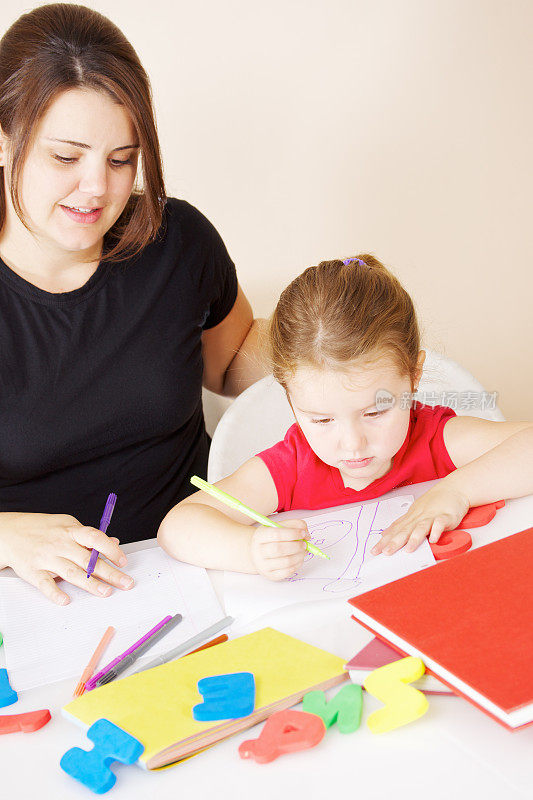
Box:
342, 257, 365, 267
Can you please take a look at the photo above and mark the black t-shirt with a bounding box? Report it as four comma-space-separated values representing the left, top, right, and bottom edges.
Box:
0, 198, 238, 543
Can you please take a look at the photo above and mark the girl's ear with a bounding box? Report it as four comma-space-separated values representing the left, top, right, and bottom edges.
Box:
414, 349, 426, 389
285, 390, 304, 433
286, 392, 297, 421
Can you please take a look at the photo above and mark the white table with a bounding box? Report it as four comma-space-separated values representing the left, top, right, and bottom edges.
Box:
1, 481, 532, 800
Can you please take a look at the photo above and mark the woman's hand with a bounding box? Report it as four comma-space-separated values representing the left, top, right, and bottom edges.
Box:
250, 519, 309, 580
371, 485, 470, 556
0, 512, 134, 605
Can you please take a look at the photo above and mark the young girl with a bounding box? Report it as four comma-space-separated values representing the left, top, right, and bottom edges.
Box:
158, 256, 533, 579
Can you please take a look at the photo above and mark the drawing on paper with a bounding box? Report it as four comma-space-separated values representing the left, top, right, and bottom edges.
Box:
287, 497, 413, 593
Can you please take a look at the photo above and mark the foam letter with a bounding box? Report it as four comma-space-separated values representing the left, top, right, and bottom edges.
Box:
459, 501, 504, 528
363, 656, 429, 733
60, 718, 144, 794
239, 709, 326, 763
0, 668, 18, 708
430, 529, 472, 560
193, 672, 255, 721
302, 684, 362, 733
0, 709, 51, 734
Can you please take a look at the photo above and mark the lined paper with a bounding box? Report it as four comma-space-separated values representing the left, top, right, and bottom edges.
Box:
0, 547, 225, 690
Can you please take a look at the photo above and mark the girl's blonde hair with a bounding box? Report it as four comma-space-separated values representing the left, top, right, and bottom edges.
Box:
270, 255, 421, 389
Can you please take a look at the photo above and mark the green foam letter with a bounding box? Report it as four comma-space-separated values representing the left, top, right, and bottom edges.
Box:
302, 683, 362, 733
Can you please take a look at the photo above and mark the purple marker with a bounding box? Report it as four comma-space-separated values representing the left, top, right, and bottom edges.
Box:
85, 615, 172, 691
86, 492, 117, 579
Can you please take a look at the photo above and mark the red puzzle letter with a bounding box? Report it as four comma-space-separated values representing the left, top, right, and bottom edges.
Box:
239, 710, 325, 764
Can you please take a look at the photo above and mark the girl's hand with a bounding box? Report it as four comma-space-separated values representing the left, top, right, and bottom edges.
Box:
371, 485, 470, 556
250, 519, 309, 580
0, 512, 134, 605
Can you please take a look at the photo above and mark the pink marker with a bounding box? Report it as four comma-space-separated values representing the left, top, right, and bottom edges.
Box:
85, 615, 172, 691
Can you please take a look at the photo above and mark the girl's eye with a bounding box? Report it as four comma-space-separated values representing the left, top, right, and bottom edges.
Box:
311, 418, 333, 425
53, 155, 77, 164
110, 158, 132, 167
365, 410, 386, 418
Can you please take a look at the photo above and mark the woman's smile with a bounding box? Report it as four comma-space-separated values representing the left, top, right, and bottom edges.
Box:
60, 205, 104, 224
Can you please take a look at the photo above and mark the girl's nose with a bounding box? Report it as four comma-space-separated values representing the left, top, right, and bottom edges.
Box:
340, 424, 367, 455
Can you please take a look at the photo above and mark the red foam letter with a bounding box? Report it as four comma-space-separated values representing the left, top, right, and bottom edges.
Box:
239, 710, 326, 764
0, 709, 51, 734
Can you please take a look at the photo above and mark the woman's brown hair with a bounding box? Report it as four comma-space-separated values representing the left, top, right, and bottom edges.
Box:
270, 255, 421, 389
0, 3, 166, 261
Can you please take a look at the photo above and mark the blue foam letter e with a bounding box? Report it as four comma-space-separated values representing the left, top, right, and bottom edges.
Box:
193, 672, 255, 721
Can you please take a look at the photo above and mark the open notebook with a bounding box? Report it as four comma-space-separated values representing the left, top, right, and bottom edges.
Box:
0, 547, 225, 690
63, 628, 347, 769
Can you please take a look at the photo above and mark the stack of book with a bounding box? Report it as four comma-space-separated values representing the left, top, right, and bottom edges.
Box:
348, 528, 533, 731
63, 627, 348, 768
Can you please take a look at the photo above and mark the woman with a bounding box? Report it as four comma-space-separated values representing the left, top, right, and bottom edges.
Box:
0, 4, 266, 605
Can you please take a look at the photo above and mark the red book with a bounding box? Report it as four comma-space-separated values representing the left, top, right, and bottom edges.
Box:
348, 528, 533, 730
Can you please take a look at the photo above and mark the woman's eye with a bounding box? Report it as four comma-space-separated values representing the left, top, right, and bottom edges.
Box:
53, 155, 132, 167
365, 410, 385, 418
311, 418, 332, 425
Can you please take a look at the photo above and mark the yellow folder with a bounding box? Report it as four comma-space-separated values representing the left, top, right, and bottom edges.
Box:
62, 627, 347, 769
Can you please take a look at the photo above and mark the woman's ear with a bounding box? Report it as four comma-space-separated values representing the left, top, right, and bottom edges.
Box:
0, 125, 7, 167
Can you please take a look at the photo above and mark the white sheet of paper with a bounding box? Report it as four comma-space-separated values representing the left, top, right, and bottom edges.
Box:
0, 547, 225, 691
224, 495, 435, 626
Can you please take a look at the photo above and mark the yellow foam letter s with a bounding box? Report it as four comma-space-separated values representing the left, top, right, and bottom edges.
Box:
363, 656, 429, 734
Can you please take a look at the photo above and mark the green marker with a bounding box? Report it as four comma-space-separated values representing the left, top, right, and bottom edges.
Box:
190, 475, 330, 560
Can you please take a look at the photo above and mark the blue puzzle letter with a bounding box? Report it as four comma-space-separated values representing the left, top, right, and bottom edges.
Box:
0, 668, 18, 708
60, 718, 144, 794
193, 672, 255, 721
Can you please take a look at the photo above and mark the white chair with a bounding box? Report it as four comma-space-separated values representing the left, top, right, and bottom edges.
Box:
207, 348, 505, 482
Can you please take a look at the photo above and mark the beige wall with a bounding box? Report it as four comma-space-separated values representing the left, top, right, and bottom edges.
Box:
2, 0, 532, 424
